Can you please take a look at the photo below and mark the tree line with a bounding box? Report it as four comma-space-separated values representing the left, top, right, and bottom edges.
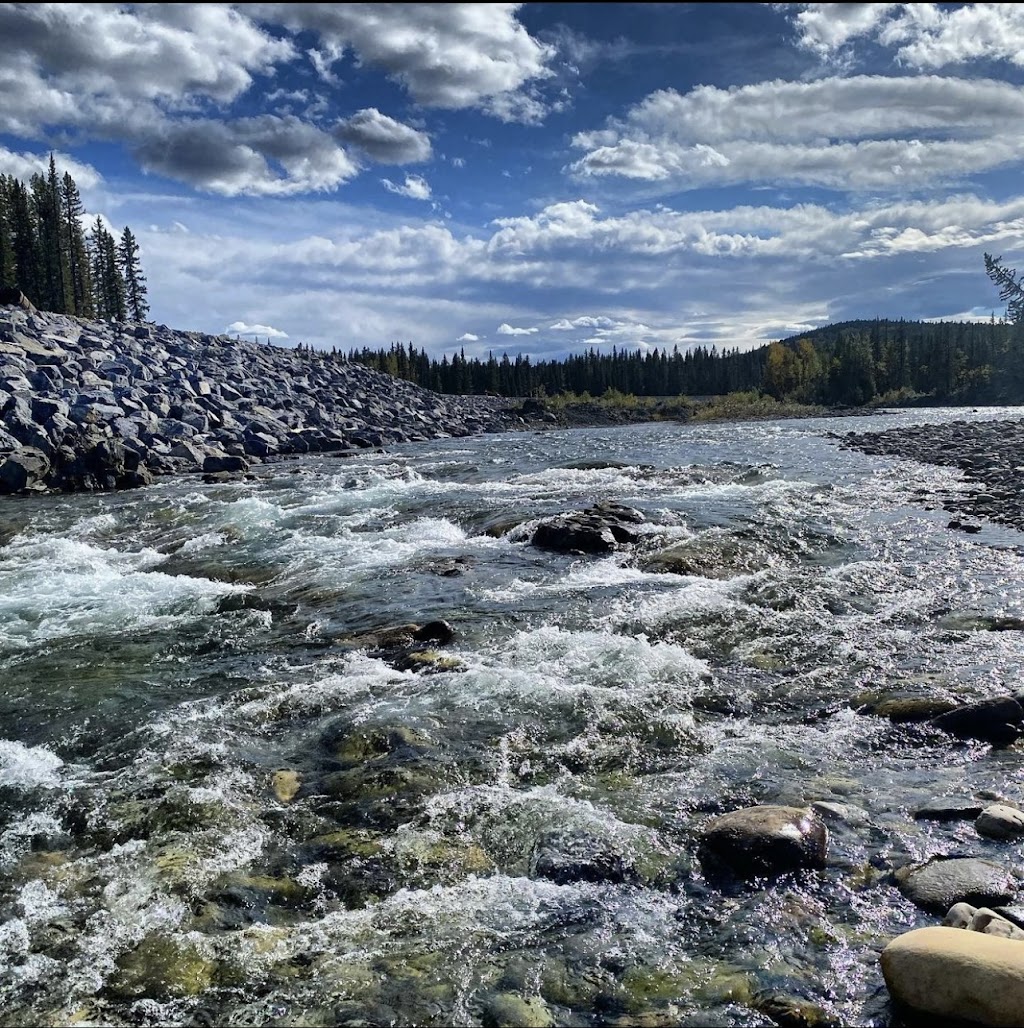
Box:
0, 156, 149, 322
348, 315, 1024, 407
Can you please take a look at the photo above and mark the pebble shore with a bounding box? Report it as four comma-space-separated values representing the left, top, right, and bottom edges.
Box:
839, 418, 1024, 531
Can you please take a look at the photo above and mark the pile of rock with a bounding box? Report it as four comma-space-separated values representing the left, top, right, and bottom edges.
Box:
0, 304, 522, 494
839, 419, 1024, 531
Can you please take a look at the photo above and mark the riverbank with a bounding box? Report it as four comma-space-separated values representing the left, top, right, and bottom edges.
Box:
839, 418, 1024, 531
0, 303, 532, 495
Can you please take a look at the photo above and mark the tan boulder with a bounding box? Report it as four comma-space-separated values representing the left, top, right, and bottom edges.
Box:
881, 925, 1024, 1026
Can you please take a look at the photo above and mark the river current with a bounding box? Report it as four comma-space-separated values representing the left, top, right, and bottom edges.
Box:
3, 410, 1024, 1027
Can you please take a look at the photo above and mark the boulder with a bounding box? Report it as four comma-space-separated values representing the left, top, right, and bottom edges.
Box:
976, 804, 1024, 840
931, 697, 1024, 747
881, 926, 1024, 1027
531, 502, 645, 555
203, 453, 250, 474
530, 830, 634, 886
896, 857, 1017, 913
698, 805, 828, 878
0, 447, 51, 492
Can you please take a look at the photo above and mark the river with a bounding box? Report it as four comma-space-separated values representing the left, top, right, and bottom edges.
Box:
3, 409, 1024, 1026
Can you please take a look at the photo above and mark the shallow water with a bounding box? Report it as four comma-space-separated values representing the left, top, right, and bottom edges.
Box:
3, 409, 1024, 1026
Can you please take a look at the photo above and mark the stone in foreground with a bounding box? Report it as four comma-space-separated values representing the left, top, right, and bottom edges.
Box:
881, 925, 1024, 1027
976, 803, 1024, 840
930, 697, 1024, 747
699, 804, 828, 878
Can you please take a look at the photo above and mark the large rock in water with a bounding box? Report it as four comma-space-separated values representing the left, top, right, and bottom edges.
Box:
895, 857, 1017, 913
698, 805, 828, 878
0, 446, 50, 492
530, 501, 645, 554
930, 697, 1024, 747
881, 926, 1024, 1027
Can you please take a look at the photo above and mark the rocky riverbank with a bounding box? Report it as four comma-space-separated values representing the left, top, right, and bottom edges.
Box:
839, 418, 1024, 531
0, 301, 537, 495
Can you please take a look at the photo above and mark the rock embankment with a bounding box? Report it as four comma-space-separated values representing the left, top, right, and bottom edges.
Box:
839, 419, 1024, 531
0, 303, 523, 494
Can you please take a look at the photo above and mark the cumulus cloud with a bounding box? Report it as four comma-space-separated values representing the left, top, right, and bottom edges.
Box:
550, 315, 618, 330
381, 174, 433, 201
785, 3, 1024, 69
135, 116, 359, 196
225, 320, 289, 339
335, 108, 432, 164
497, 322, 539, 335
247, 2, 556, 117
457, 332, 480, 342
0, 4, 292, 105
0, 145, 103, 189
570, 75, 1024, 191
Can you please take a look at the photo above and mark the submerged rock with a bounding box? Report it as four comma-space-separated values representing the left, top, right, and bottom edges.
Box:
881, 925, 1024, 1027
698, 805, 828, 878
530, 830, 635, 886
895, 857, 1017, 913
109, 933, 215, 1000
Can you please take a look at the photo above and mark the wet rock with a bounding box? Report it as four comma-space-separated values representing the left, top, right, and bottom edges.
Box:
530, 830, 635, 885
698, 805, 828, 878
321, 720, 435, 765
976, 804, 1024, 840
895, 857, 1017, 913
109, 933, 215, 1000
481, 992, 555, 1028
930, 697, 1024, 747
203, 453, 249, 474
271, 769, 301, 804
914, 797, 987, 822
881, 926, 1024, 1027
531, 502, 645, 554
944, 902, 978, 929
855, 694, 958, 724
390, 650, 465, 674
750, 991, 841, 1028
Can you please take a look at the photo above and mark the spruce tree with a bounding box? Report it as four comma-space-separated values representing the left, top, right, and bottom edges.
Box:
61, 172, 94, 317
8, 178, 42, 302
0, 175, 14, 288
118, 226, 149, 322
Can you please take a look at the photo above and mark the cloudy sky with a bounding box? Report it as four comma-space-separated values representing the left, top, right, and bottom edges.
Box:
4, 3, 1024, 358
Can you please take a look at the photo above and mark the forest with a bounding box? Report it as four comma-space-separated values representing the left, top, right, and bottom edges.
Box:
0, 156, 148, 322
349, 314, 1024, 408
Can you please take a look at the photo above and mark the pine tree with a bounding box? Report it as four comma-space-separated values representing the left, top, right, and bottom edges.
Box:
90, 218, 125, 321
118, 226, 149, 322
0, 175, 14, 288
8, 178, 42, 302
61, 172, 94, 317
30, 157, 71, 312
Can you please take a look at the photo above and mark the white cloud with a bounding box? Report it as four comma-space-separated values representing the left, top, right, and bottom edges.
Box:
335, 108, 432, 164
785, 3, 1024, 70
381, 174, 433, 201
225, 320, 289, 339
451, 157, 466, 168
497, 322, 539, 336
247, 2, 556, 117
570, 75, 1024, 191
550, 315, 618, 330
0, 145, 103, 189
457, 332, 480, 342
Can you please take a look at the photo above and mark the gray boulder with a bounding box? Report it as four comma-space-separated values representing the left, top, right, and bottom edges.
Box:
699, 804, 828, 878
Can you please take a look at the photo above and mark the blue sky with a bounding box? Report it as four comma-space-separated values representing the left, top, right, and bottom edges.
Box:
4, 3, 1024, 359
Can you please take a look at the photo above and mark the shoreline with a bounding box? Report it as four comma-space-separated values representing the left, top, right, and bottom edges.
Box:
839, 418, 1024, 531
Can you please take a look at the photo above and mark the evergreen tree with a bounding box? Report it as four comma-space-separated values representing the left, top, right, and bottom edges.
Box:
8, 178, 42, 302
118, 226, 149, 322
61, 172, 94, 317
90, 218, 126, 320
0, 175, 14, 288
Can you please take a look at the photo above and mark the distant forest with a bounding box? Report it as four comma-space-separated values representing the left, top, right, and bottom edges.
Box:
349, 316, 1024, 407
0, 156, 148, 322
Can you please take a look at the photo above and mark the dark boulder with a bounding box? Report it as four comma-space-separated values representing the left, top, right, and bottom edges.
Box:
531, 502, 646, 554
0, 447, 51, 493
930, 697, 1024, 747
530, 830, 634, 885
699, 805, 828, 878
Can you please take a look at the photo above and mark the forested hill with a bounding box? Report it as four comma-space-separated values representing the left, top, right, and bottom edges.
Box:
350, 316, 1023, 407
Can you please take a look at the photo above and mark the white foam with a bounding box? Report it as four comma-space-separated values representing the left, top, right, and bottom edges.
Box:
0, 535, 249, 651
0, 739, 63, 789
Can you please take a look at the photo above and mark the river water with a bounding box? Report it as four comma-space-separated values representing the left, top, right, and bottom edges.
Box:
3, 409, 1024, 1027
